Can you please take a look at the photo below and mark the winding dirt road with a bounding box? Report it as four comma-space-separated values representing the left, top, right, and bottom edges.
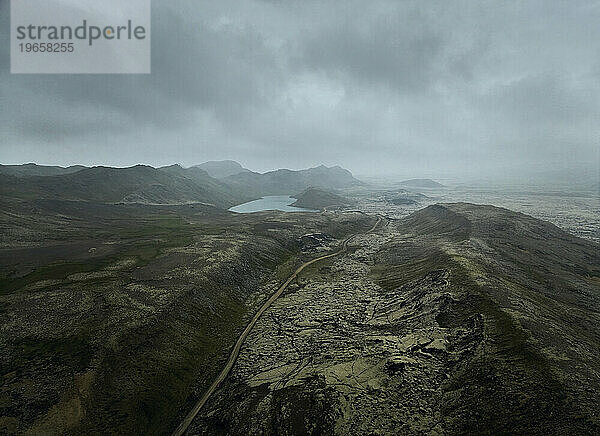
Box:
172, 216, 382, 436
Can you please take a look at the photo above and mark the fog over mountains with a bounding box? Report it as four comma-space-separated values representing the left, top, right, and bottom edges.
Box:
1, 1, 599, 183
0, 161, 361, 208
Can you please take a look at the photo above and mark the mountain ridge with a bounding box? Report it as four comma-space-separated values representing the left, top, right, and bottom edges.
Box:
0, 163, 87, 177
223, 165, 361, 198
1, 163, 360, 209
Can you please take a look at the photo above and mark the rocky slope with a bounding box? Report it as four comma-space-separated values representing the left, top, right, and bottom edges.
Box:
187, 203, 600, 435
0, 197, 372, 435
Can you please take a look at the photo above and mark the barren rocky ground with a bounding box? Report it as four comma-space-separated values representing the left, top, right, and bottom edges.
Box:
1, 197, 598, 435
0, 199, 372, 435
189, 204, 600, 435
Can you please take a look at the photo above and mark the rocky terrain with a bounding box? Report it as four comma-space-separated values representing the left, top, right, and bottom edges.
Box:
188, 203, 600, 435
0, 193, 373, 435
1, 162, 598, 435
349, 183, 600, 243
385, 190, 428, 206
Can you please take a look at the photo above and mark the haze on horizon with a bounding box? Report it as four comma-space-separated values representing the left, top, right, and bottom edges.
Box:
1, 0, 599, 185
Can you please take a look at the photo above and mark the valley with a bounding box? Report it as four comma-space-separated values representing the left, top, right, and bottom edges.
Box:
185, 204, 600, 435
3, 2, 598, 434
0, 162, 598, 435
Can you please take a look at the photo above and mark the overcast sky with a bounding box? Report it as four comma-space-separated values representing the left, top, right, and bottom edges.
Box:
1, 0, 599, 182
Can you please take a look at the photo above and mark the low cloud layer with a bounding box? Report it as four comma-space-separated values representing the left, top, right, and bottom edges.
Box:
1, 0, 598, 182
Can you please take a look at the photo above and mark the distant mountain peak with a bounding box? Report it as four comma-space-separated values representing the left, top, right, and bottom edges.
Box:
159, 164, 184, 171
223, 164, 361, 199
194, 160, 250, 179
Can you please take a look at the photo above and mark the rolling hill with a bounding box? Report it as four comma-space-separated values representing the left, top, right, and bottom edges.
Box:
1, 165, 247, 208
291, 187, 353, 210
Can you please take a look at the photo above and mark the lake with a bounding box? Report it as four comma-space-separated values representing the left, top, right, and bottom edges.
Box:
229, 195, 318, 213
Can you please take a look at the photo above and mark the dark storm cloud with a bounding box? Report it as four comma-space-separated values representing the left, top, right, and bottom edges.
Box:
0, 2, 281, 135
298, 7, 444, 92
1, 0, 598, 181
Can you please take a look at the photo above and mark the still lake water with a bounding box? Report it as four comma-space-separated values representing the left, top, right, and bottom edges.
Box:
229, 195, 318, 213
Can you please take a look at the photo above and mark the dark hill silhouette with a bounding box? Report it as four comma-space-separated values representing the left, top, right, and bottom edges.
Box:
291, 187, 352, 210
